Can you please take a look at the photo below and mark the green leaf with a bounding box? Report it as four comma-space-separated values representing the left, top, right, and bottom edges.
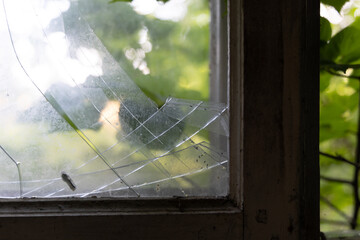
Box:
320, 17, 332, 43
320, 71, 332, 92
322, 18, 360, 64
321, 0, 349, 12
320, 79, 358, 142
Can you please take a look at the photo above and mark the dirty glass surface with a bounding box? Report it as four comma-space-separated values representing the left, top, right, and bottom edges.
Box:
0, 0, 229, 198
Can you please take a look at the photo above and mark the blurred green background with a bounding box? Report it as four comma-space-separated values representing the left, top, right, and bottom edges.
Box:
320, 0, 360, 232
79, 0, 211, 106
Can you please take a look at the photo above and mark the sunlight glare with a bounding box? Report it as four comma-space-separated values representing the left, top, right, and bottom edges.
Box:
131, 0, 188, 22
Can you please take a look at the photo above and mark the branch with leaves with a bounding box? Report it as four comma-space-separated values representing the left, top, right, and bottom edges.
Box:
320, 0, 360, 232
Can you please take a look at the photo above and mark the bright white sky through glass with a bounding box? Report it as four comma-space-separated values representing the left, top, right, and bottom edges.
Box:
131, 0, 188, 21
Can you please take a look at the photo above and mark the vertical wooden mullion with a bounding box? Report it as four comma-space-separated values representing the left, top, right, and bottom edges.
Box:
229, 0, 242, 207
300, 0, 320, 238
237, 0, 319, 239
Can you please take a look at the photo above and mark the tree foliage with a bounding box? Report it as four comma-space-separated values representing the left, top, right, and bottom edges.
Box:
320, 0, 360, 232
79, 0, 210, 106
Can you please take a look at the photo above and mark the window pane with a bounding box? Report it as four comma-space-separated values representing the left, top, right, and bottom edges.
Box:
0, 0, 229, 198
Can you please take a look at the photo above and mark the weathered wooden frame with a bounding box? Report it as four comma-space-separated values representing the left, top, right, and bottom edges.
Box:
0, 0, 319, 239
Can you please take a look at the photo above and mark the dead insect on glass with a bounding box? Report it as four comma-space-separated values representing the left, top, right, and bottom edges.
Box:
61, 172, 76, 191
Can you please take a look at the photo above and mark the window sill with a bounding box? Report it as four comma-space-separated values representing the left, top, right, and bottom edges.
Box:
0, 197, 241, 217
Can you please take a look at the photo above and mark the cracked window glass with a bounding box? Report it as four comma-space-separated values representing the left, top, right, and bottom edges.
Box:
0, 0, 229, 198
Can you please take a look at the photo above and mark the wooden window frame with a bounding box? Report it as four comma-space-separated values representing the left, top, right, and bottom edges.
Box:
0, 0, 319, 239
